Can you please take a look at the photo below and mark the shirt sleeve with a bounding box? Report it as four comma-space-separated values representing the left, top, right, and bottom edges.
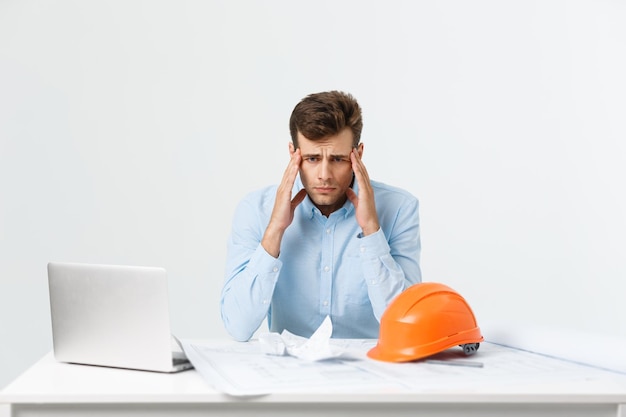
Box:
358, 196, 422, 321
220, 196, 282, 342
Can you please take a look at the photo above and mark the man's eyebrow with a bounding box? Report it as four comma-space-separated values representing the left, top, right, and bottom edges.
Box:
301, 153, 350, 159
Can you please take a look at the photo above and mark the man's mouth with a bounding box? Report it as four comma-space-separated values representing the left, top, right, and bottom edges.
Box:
314, 186, 335, 193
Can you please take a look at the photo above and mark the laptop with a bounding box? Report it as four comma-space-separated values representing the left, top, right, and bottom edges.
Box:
47, 262, 193, 373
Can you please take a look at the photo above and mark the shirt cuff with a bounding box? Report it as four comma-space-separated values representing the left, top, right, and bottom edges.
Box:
356, 228, 391, 259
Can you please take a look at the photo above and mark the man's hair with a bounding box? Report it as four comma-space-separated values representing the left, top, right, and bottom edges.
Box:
289, 91, 363, 148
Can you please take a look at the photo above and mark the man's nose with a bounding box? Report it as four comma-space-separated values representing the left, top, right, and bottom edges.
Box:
318, 159, 331, 180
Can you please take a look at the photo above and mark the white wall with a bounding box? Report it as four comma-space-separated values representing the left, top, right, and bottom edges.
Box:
1, 0, 625, 388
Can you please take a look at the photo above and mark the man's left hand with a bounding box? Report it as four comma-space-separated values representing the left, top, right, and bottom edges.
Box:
346, 147, 380, 236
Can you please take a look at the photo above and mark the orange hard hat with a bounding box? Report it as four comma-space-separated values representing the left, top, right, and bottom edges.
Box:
367, 282, 484, 362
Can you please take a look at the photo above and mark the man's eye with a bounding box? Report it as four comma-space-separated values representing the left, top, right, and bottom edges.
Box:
306, 157, 319, 162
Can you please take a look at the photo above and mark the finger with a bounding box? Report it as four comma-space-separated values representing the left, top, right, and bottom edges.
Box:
351, 147, 365, 172
291, 188, 307, 209
351, 149, 367, 187
288, 147, 301, 170
279, 149, 301, 190
345, 187, 358, 206
351, 148, 371, 183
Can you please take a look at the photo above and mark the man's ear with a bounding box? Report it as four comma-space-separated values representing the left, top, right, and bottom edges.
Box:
289, 142, 295, 155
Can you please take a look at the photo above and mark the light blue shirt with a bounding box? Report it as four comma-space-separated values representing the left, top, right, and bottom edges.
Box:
221, 176, 421, 341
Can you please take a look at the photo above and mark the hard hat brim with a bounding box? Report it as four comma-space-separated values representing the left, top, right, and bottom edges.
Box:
367, 329, 484, 363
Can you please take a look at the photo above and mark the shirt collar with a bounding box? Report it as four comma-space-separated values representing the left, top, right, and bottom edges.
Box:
293, 175, 357, 219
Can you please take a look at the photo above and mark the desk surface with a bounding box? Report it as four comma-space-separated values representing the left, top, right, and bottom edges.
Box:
2, 343, 626, 417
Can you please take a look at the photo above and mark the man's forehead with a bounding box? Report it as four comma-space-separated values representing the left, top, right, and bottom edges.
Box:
297, 130, 354, 153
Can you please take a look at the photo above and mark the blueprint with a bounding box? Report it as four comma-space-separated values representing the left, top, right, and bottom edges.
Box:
181, 338, 625, 396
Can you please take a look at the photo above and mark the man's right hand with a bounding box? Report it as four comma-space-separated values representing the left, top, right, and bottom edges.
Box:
261, 147, 307, 258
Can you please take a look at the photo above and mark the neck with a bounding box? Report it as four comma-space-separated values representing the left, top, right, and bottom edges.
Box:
314, 194, 348, 217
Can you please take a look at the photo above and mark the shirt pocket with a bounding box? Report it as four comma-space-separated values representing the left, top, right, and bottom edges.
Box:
339, 254, 370, 306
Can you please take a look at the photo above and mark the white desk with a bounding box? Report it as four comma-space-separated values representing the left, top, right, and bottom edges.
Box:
2, 345, 626, 417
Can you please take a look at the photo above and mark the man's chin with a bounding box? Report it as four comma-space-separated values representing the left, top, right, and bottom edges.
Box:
309, 193, 346, 209
313, 199, 336, 208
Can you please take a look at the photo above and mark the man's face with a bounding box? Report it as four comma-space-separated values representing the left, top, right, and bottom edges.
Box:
294, 128, 363, 217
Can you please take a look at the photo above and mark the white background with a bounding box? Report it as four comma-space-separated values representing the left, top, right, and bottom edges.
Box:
1, 0, 625, 389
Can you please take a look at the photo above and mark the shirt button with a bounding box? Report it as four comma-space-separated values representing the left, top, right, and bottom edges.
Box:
262, 299, 268, 304
326, 228, 331, 234
324, 266, 330, 272
323, 300, 329, 306
360, 246, 366, 253
272, 267, 278, 272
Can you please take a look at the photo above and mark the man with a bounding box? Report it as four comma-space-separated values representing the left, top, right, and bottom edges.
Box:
221, 91, 421, 341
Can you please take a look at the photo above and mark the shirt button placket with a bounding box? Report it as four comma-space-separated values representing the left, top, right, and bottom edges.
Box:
320, 221, 334, 316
